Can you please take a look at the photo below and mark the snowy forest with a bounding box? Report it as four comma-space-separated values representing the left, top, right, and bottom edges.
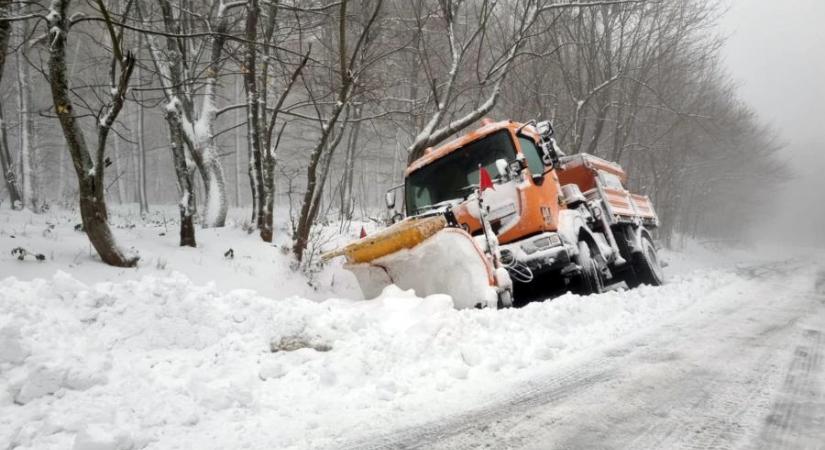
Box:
0, 0, 784, 268
4, 1, 825, 449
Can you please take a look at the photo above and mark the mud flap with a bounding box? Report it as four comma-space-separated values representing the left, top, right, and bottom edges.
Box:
346, 228, 505, 309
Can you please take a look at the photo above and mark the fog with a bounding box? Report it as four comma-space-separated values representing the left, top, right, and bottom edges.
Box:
721, 0, 825, 245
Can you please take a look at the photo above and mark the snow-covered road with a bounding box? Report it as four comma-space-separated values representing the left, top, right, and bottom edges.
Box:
343, 259, 825, 449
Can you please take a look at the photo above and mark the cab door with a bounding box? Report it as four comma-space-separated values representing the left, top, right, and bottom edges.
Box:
497, 134, 563, 239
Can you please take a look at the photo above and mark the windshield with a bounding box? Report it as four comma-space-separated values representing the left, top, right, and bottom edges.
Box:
406, 130, 516, 215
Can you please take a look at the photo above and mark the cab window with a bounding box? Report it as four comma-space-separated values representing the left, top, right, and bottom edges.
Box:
518, 137, 545, 177
405, 130, 517, 215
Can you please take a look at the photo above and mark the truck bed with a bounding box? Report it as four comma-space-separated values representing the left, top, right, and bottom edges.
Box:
557, 154, 658, 227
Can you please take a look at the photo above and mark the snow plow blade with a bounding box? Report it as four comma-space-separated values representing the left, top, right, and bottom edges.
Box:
322, 216, 510, 309
321, 215, 449, 264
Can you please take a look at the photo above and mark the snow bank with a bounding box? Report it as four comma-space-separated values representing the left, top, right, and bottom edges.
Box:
0, 206, 362, 303
0, 265, 741, 449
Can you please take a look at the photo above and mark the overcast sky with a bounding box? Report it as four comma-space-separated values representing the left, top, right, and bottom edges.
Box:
721, 0, 825, 145
720, 0, 825, 242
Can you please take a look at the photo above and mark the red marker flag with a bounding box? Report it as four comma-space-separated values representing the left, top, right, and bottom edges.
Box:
360, 226, 368, 238
479, 167, 494, 192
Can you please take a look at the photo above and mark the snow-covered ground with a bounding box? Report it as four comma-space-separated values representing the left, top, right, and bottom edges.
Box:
0, 206, 363, 302
1, 207, 822, 449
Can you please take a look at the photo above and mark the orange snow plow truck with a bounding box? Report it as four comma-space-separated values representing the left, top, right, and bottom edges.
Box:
322, 119, 664, 309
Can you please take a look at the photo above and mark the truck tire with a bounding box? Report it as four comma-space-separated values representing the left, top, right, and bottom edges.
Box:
614, 226, 638, 287
574, 241, 604, 295
630, 235, 664, 287
497, 288, 513, 309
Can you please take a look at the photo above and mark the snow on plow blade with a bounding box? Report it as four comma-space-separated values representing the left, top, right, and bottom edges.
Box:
322, 216, 503, 309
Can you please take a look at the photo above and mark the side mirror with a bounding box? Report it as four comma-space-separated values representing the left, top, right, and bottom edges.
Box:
536, 120, 554, 139
508, 154, 526, 175
541, 142, 555, 167
385, 190, 396, 210
541, 141, 566, 169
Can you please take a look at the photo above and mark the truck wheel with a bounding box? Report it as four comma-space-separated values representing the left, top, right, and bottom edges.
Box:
497, 288, 513, 309
631, 235, 664, 286
574, 241, 603, 295
622, 265, 641, 289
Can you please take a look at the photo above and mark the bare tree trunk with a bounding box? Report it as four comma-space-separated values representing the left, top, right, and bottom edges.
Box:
57, 143, 66, 203
165, 112, 196, 247
15, 11, 38, 211
0, 0, 21, 208
293, 121, 349, 262
47, 0, 139, 267
190, 17, 230, 228
0, 107, 21, 208
130, 107, 139, 204
112, 135, 126, 203
340, 105, 362, 220
134, 42, 149, 215
143, 0, 198, 246
243, 0, 267, 238
242, 0, 308, 242
247, 130, 258, 222
55, 38, 82, 205
195, 148, 227, 227
136, 102, 148, 214
151, 0, 232, 229
234, 77, 242, 208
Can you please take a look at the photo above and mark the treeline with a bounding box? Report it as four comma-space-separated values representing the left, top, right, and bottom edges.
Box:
0, 0, 784, 267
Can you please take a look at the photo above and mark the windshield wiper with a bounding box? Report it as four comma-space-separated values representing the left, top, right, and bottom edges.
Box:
413, 199, 460, 215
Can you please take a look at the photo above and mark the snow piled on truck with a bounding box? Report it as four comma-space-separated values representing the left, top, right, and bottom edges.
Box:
1, 266, 740, 449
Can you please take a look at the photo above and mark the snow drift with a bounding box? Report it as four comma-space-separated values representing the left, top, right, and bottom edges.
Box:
0, 266, 740, 449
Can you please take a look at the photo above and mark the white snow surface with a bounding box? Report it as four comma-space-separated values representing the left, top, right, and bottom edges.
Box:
2, 267, 740, 449
0, 207, 810, 449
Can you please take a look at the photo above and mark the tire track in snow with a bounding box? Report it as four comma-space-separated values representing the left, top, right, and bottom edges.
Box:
336, 259, 821, 450
756, 327, 825, 449
623, 315, 797, 450
560, 261, 822, 450
570, 262, 824, 450
333, 264, 761, 450
337, 358, 617, 450
815, 269, 825, 296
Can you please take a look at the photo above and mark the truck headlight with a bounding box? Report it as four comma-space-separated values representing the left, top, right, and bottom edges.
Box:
488, 203, 517, 221
521, 233, 562, 254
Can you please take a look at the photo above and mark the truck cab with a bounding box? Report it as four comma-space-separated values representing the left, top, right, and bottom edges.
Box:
397, 119, 664, 293
404, 120, 564, 241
